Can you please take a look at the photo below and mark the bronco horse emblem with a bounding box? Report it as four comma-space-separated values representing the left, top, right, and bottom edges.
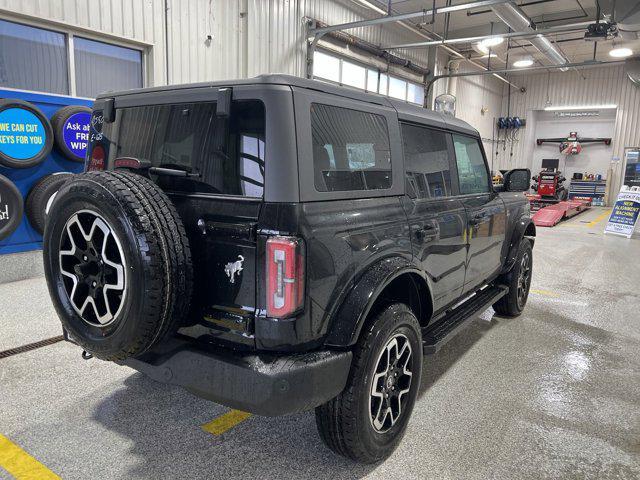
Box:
224, 255, 244, 284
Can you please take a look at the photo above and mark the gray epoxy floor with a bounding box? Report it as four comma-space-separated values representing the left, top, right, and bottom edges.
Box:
1, 207, 639, 479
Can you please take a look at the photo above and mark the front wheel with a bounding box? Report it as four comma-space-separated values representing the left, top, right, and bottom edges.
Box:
493, 238, 533, 317
315, 303, 423, 463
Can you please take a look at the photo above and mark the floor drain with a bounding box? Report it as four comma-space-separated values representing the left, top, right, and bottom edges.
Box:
0, 336, 64, 359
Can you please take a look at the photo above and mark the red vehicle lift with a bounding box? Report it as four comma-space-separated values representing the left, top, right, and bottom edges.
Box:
531, 199, 591, 227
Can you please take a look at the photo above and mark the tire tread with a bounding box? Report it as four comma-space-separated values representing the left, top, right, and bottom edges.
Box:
315, 303, 421, 463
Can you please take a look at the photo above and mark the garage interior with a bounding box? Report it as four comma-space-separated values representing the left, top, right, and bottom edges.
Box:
1, 0, 640, 479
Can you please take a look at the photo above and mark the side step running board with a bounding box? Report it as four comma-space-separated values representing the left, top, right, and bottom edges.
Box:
422, 285, 508, 355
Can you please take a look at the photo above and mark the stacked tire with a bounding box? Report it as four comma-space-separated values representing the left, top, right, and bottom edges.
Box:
0, 174, 23, 241
43, 171, 193, 360
0, 99, 53, 170
25, 173, 73, 234
50, 105, 92, 163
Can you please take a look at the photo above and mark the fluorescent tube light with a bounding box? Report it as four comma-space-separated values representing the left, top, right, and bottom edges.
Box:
609, 47, 633, 58
513, 59, 534, 67
544, 104, 617, 111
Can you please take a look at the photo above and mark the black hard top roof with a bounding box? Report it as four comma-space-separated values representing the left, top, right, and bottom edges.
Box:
96, 74, 478, 136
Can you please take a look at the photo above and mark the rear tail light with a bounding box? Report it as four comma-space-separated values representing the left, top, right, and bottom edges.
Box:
87, 145, 105, 171
266, 236, 305, 318
114, 157, 142, 169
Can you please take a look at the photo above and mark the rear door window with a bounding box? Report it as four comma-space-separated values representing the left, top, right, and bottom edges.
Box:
452, 134, 490, 195
94, 100, 265, 197
401, 123, 452, 199
311, 103, 391, 192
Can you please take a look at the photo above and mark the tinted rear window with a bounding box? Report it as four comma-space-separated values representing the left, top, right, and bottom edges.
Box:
91, 100, 265, 197
311, 103, 391, 192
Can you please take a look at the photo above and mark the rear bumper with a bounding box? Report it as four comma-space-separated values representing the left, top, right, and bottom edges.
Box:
117, 338, 352, 416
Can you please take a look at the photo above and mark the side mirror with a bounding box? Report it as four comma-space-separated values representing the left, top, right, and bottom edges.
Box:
503, 169, 531, 192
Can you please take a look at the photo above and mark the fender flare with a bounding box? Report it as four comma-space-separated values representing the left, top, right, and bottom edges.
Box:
324, 256, 432, 347
503, 215, 536, 273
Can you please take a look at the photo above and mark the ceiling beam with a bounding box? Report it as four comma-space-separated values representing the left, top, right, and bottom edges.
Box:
308, 0, 513, 36
425, 59, 627, 96
383, 21, 593, 49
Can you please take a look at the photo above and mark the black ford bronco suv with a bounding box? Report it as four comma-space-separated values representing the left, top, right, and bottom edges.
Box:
43, 75, 535, 463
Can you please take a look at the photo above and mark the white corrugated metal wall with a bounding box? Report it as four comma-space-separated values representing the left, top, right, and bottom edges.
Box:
0, 0, 165, 84
451, 64, 504, 169
246, 0, 429, 78
3, 0, 636, 193
0, 0, 430, 85
495, 65, 640, 194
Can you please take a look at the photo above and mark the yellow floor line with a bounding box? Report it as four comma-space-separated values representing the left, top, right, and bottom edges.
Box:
0, 433, 60, 480
530, 289, 560, 298
586, 209, 612, 227
556, 223, 584, 227
202, 410, 251, 435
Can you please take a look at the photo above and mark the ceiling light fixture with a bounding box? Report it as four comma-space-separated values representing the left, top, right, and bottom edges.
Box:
609, 47, 633, 58
353, 0, 387, 15
478, 37, 504, 50
544, 104, 617, 111
513, 59, 534, 68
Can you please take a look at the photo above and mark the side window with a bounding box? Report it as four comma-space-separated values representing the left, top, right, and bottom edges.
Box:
452, 134, 490, 195
401, 123, 452, 199
311, 103, 391, 192
238, 133, 265, 198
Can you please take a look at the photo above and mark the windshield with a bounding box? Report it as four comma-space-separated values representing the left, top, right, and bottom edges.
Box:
88, 99, 265, 197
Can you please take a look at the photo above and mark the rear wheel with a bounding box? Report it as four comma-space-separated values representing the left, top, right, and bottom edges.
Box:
493, 238, 532, 317
315, 303, 422, 463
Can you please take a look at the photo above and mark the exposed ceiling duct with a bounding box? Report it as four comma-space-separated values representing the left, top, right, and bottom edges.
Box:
599, 0, 640, 40
626, 58, 640, 85
311, 20, 431, 77
490, 2, 570, 70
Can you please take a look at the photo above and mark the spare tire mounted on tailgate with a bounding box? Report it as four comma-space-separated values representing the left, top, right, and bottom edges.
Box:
43, 171, 193, 361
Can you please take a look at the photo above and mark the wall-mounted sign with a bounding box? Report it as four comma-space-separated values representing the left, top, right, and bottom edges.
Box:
0, 99, 53, 168
0, 108, 45, 158
604, 188, 640, 238
554, 111, 600, 118
63, 112, 91, 158
52, 105, 92, 162
0, 99, 53, 169
0, 173, 23, 240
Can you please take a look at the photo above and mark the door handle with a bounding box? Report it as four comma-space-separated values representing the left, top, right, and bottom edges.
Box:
415, 224, 437, 241
469, 214, 484, 226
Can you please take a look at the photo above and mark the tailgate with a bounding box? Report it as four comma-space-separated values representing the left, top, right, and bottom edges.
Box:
87, 91, 267, 346
171, 194, 260, 342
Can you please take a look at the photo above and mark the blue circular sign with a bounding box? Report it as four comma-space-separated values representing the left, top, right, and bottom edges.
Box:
0, 107, 47, 160
62, 111, 91, 160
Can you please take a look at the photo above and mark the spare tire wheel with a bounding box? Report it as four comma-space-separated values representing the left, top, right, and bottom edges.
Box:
25, 172, 74, 235
43, 171, 193, 360
0, 173, 24, 241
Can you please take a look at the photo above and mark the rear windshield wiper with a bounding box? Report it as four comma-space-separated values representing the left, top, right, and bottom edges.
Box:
114, 157, 200, 177
148, 166, 200, 177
